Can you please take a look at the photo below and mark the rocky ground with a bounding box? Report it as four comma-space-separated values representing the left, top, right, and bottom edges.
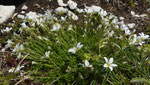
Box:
0, 0, 150, 30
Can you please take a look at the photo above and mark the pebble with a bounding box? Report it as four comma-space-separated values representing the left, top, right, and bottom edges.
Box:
67, 0, 77, 10
127, 23, 135, 28
119, 17, 124, 20
21, 5, 28, 10
140, 14, 148, 18
57, 0, 68, 7
21, 11, 25, 14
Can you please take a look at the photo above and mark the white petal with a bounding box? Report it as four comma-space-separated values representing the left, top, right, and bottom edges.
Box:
68, 47, 76, 53
103, 63, 108, 67
89, 65, 93, 67
109, 66, 113, 71
77, 44, 83, 49
104, 57, 108, 62
111, 64, 117, 67
84, 60, 89, 67
109, 58, 113, 64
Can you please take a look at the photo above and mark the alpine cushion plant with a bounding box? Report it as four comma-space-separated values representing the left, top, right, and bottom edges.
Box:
1, 5, 150, 85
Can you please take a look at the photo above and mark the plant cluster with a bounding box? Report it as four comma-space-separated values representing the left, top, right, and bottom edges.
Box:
0, 5, 150, 85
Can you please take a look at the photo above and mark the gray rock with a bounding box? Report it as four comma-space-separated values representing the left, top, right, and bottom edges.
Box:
21, 5, 28, 10
0, 5, 15, 24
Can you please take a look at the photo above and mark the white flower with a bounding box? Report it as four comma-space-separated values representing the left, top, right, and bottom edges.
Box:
84, 60, 93, 67
26, 11, 39, 21
61, 16, 66, 21
45, 51, 50, 58
76, 8, 84, 13
8, 65, 24, 73
103, 57, 117, 71
5, 39, 12, 48
67, 0, 77, 10
57, 0, 68, 7
1, 27, 12, 33
31, 61, 36, 64
108, 30, 114, 37
42, 51, 50, 58
21, 22, 28, 28
17, 52, 22, 59
85, 5, 102, 13
139, 32, 149, 40
13, 43, 24, 52
129, 33, 148, 46
51, 23, 61, 31
68, 42, 83, 53
68, 25, 72, 30
37, 36, 42, 39
55, 7, 68, 13
125, 29, 131, 35
90, 5, 102, 12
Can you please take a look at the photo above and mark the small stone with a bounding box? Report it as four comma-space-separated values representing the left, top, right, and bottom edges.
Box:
21, 11, 25, 14
67, 0, 77, 10
0, 5, 15, 24
119, 17, 124, 20
131, 11, 135, 16
17, 14, 24, 19
57, 0, 68, 7
147, 8, 150, 13
134, 14, 140, 18
127, 23, 135, 28
34, 4, 40, 8
21, 5, 28, 10
12, 13, 18, 19
140, 14, 148, 18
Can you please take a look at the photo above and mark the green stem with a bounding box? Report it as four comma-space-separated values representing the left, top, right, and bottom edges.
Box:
102, 70, 110, 85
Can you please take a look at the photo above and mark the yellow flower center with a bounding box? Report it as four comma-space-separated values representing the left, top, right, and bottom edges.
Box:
106, 63, 110, 67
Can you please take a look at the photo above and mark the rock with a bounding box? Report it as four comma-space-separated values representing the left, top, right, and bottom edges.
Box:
21, 11, 25, 14
17, 14, 24, 19
0, 5, 15, 24
147, 8, 150, 13
127, 23, 135, 28
21, 4, 28, 10
67, 0, 77, 10
131, 11, 135, 16
140, 14, 148, 18
134, 14, 140, 18
57, 0, 68, 7
119, 17, 124, 20
12, 13, 18, 19
34, 4, 41, 8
